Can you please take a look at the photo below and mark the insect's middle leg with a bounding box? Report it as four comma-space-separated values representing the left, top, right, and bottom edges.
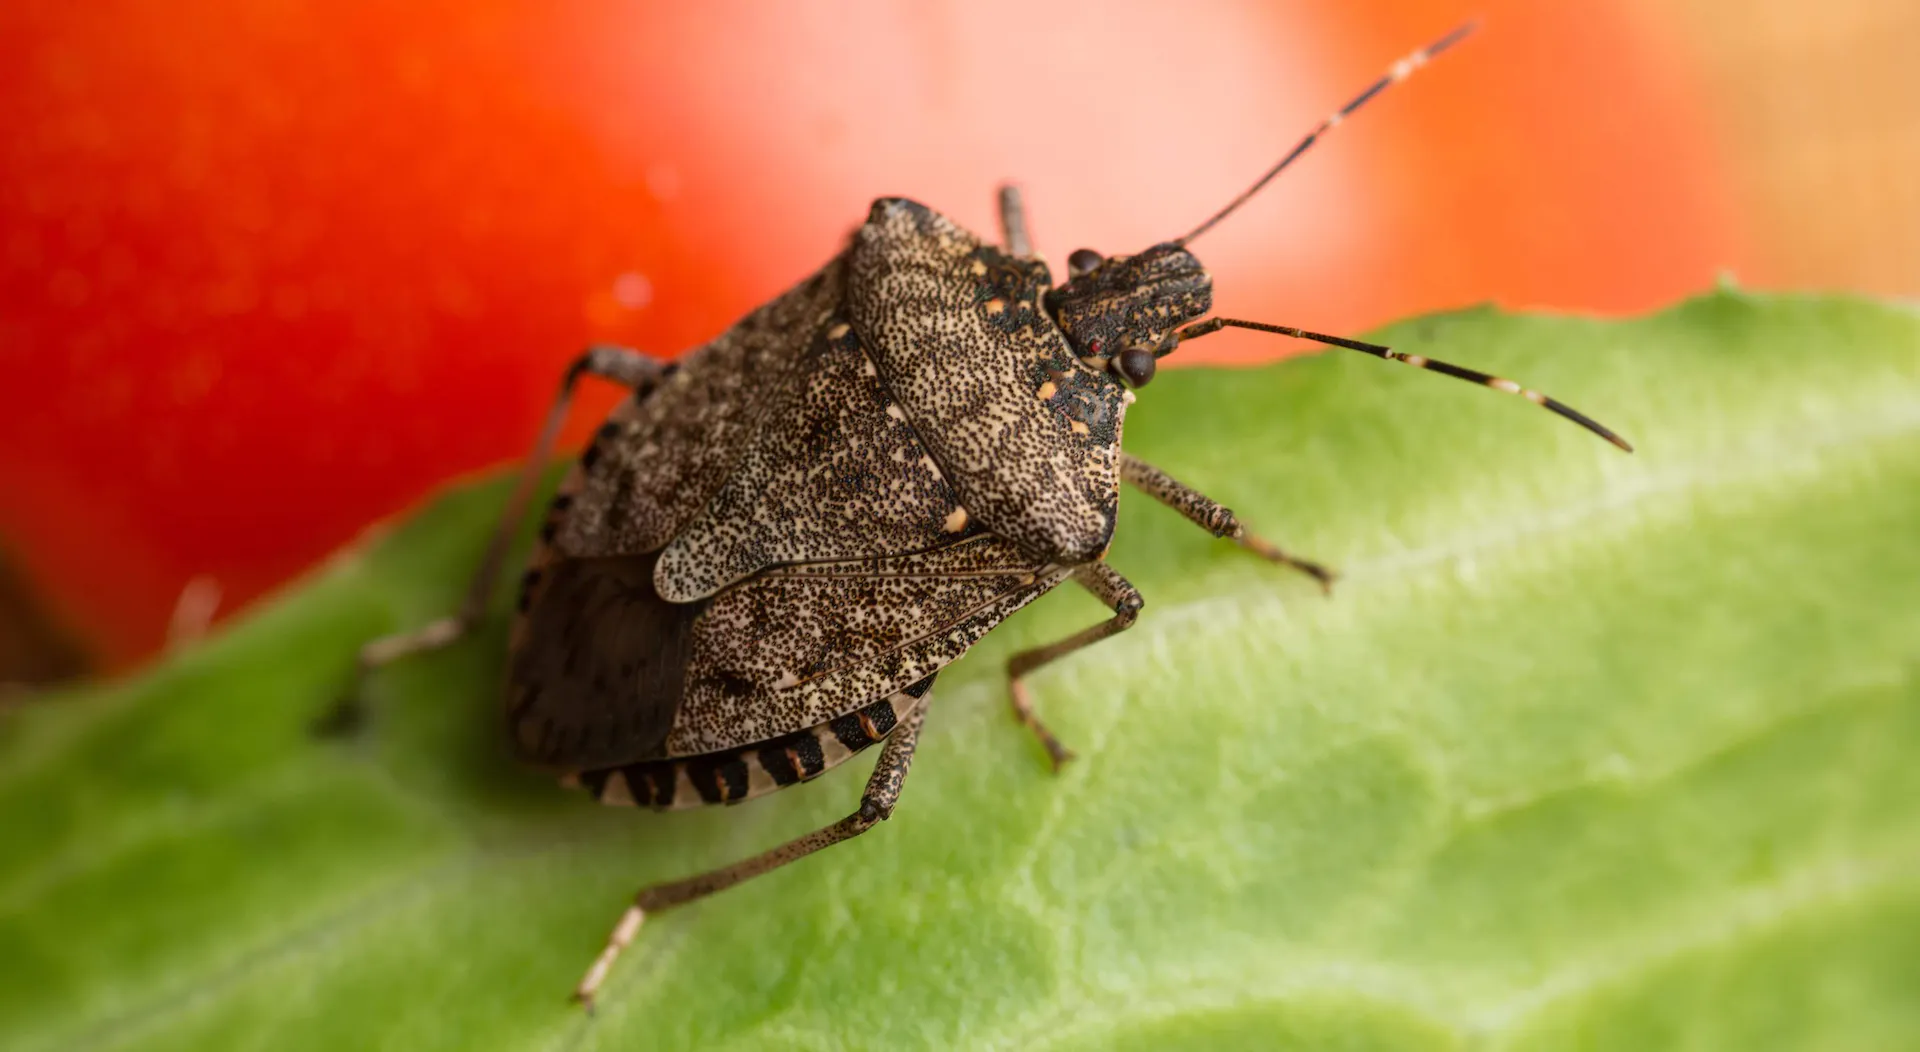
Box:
573, 698, 930, 1010
1006, 562, 1142, 771
327, 345, 665, 730
1120, 453, 1335, 592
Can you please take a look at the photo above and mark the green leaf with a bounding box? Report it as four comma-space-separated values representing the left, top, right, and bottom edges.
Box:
5, 290, 1918, 1051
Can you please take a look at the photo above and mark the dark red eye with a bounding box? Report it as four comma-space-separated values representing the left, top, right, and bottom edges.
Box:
1068, 248, 1103, 276
1113, 347, 1156, 388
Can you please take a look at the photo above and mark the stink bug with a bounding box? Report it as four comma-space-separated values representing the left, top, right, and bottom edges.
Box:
350, 20, 1631, 1007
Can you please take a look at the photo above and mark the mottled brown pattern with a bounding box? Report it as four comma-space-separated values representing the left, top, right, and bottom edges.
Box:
559, 257, 848, 560
665, 536, 1069, 756
654, 314, 965, 602
848, 198, 1126, 564
504, 199, 1217, 771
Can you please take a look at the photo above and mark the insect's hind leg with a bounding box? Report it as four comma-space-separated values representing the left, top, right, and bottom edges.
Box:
324, 345, 666, 732
1006, 562, 1142, 771
997, 184, 1033, 257
573, 698, 930, 1010
1120, 453, 1335, 593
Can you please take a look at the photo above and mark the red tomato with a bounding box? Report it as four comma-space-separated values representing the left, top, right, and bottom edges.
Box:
0, 1, 1741, 669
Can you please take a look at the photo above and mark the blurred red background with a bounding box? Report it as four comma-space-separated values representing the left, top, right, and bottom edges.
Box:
0, 1, 1907, 676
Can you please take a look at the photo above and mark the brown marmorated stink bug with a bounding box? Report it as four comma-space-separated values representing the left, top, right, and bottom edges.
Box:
350, 21, 1631, 1007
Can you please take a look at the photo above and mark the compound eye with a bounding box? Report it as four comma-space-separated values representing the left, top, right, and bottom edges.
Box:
1113, 347, 1157, 388
1067, 248, 1104, 277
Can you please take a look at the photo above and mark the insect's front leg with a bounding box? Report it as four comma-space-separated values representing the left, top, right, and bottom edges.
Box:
573, 698, 930, 1010
1006, 562, 1142, 771
326, 345, 667, 731
1120, 453, 1335, 593
996, 183, 1033, 257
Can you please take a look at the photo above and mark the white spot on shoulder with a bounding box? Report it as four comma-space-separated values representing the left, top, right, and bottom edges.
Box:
943, 507, 969, 532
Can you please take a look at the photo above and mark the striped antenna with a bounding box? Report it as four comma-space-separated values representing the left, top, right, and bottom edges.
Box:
1176, 20, 1479, 247
1172, 318, 1635, 452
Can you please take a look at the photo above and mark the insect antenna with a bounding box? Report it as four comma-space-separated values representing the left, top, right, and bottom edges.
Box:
1175, 20, 1479, 247
1172, 317, 1634, 452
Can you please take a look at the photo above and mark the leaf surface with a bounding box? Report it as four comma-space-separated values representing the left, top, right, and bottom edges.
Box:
4, 291, 1918, 1050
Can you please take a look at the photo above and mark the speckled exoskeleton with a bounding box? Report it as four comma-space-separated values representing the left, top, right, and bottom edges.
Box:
352, 22, 1630, 1007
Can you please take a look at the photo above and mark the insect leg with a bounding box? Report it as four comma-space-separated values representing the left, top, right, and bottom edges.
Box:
573, 698, 930, 1010
1120, 453, 1335, 593
1006, 562, 1142, 771
997, 183, 1033, 257
328, 345, 666, 731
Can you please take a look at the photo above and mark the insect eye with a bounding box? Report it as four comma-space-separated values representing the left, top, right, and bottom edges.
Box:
1067, 248, 1104, 277
1112, 347, 1156, 388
